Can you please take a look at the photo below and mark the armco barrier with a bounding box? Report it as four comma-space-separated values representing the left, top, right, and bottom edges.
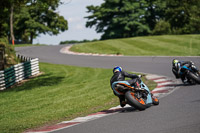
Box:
0, 58, 40, 90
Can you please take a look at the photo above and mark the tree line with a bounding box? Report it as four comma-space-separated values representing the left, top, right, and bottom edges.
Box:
60, 39, 99, 45
1, 0, 199, 44
0, 0, 68, 44
85, 0, 200, 40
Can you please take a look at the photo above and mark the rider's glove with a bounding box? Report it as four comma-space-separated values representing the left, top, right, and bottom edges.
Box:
138, 74, 145, 78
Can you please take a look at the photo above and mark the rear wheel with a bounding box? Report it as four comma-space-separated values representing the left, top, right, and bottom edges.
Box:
125, 91, 146, 111
187, 72, 200, 84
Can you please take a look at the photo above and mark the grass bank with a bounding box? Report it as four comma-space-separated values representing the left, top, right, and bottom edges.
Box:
70, 34, 200, 56
0, 63, 156, 133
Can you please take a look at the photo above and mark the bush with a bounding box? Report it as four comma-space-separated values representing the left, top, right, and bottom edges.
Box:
0, 36, 19, 70
152, 20, 171, 35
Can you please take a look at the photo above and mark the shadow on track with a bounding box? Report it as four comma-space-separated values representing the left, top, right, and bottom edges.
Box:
175, 83, 200, 87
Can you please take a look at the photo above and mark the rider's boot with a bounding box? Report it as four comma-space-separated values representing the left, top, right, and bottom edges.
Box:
119, 95, 126, 107
120, 101, 126, 107
151, 93, 159, 105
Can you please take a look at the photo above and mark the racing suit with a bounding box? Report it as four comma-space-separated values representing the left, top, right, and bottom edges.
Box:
172, 61, 194, 82
110, 71, 139, 107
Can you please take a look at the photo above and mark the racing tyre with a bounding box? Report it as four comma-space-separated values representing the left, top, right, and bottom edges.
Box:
125, 91, 146, 111
187, 72, 200, 84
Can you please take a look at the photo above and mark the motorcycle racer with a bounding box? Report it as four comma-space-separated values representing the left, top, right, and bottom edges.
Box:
110, 66, 155, 108
172, 59, 199, 83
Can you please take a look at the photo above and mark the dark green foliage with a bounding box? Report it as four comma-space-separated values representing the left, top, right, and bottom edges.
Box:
85, 0, 147, 39
0, 0, 29, 38
0, 37, 19, 69
85, 0, 166, 40
85, 0, 200, 40
144, 0, 166, 30
0, 0, 68, 44
165, 0, 200, 34
152, 20, 171, 35
14, 0, 68, 44
59, 39, 99, 45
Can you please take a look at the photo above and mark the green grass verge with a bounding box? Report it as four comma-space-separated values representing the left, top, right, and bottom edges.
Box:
70, 34, 200, 56
0, 63, 156, 133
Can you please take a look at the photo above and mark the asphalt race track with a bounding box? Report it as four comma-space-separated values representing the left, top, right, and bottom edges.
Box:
15, 45, 200, 133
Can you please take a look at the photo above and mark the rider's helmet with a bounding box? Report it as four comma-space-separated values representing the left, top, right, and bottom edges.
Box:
172, 59, 179, 70
113, 66, 122, 73
172, 59, 179, 66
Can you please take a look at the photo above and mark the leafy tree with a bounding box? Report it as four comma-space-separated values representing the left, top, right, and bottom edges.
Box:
144, 0, 166, 30
165, 0, 200, 34
85, 0, 151, 40
0, 0, 68, 44
0, 6, 9, 37
14, 0, 68, 44
0, 0, 24, 38
86, 0, 200, 39
85, 0, 167, 40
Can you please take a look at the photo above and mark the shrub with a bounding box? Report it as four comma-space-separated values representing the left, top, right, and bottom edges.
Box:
152, 20, 171, 35
0, 36, 19, 70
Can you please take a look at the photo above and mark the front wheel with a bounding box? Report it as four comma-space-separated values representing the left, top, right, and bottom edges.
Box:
187, 71, 200, 84
125, 91, 146, 111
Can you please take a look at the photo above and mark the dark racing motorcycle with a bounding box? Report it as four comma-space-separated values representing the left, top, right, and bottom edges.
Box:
179, 64, 200, 84
113, 78, 159, 111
